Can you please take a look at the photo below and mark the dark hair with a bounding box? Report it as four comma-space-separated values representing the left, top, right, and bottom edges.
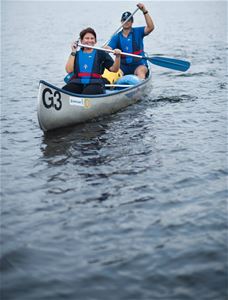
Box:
79, 27, 97, 41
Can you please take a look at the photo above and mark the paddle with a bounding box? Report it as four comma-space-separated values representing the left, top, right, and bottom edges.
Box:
102, 7, 140, 47
78, 43, 191, 72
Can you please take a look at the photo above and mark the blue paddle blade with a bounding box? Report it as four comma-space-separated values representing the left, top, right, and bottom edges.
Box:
148, 56, 191, 72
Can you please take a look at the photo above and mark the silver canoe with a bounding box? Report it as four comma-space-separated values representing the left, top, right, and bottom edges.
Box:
37, 66, 152, 132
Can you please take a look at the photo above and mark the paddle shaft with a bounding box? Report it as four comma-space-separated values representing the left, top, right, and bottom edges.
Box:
78, 43, 144, 60
77, 43, 191, 72
105, 84, 134, 88
102, 7, 140, 47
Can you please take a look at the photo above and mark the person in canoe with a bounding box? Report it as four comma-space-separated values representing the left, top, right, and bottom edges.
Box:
106, 3, 155, 79
63, 27, 121, 94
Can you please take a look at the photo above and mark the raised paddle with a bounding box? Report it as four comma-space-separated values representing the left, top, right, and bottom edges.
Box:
78, 43, 191, 72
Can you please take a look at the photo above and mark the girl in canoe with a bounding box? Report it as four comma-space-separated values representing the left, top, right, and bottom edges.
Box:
63, 27, 121, 95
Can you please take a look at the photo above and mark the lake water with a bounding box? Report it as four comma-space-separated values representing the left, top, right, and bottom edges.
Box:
1, 1, 227, 300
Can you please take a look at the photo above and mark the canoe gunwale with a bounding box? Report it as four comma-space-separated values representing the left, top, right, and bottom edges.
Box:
39, 79, 138, 99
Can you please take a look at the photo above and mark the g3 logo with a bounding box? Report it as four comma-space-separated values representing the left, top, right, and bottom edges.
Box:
42, 88, 62, 110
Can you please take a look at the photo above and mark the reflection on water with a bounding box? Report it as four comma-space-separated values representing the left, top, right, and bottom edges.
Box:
42, 123, 103, 155
41, 121, 110, 166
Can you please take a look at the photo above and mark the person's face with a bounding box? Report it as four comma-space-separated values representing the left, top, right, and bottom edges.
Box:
81, 33, 96, 46
122, 20, 133, 30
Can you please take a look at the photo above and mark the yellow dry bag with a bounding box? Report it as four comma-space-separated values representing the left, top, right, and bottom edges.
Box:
102, 69, 123, 84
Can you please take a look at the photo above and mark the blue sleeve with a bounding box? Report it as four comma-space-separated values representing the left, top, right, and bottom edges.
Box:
135, 26, 147, 37
108, 34, 118, 49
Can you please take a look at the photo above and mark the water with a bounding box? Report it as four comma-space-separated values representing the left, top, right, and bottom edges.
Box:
1, 1, 227, 300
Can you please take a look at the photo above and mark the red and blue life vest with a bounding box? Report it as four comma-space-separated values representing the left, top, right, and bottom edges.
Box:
116, 28, 145, 65
70, 49, 102, 84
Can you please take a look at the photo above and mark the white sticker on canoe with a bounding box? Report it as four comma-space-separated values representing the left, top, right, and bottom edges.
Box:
69, 97, 84, 106
69, 97, 91, 108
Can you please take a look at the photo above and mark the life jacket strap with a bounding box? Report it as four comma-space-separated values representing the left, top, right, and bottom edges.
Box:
133, 50, 143, 55
121, 50, 143, 58
78, 72, 101, 78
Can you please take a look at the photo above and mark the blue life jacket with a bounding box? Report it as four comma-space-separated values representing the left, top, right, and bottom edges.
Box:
70, 49, 102, 84
116, 28, 145, 65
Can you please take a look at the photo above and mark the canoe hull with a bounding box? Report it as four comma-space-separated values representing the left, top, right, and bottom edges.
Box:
37, 72, 152, 132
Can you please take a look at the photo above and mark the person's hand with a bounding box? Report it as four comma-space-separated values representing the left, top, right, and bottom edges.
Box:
113, 49, 122, 57
71, 41, 78, 52
137, 3, 147, 13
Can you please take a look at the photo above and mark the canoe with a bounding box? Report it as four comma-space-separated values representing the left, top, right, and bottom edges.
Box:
37, 65, 152, 132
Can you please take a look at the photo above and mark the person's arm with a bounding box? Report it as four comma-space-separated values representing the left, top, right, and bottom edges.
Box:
108, 49, 121, 72
65, 41, 78, 73
105, 34, 118, 50
137, 3, 155, 35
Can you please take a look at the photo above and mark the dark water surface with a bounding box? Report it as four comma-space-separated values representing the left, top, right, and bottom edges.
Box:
1, 1, 227, 300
